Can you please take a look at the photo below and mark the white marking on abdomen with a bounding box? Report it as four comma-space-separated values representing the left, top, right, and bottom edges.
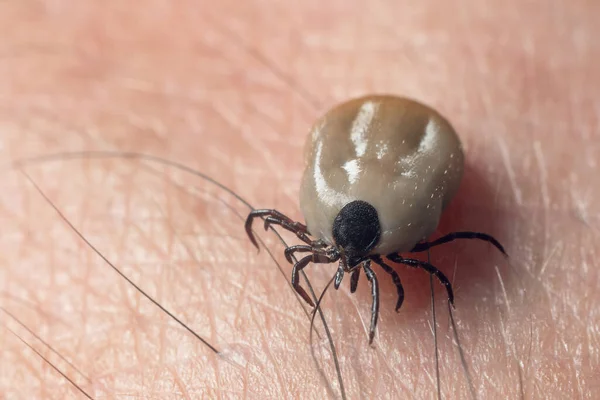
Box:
419, 117, 439, 153
342, 159, 362, 184
313, 141, 352, 206
350, 101, 378, 157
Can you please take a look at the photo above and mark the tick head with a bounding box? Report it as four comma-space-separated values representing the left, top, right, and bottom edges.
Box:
332, 200, 381, 265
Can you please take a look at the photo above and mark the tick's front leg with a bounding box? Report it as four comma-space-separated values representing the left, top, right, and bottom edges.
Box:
245, 209, 310, 249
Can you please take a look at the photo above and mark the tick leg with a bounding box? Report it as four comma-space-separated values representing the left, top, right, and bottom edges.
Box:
334, 263, 344, 290
284, 245, 313, 264
372, 255, 404, 312
284, 240, 329, 264
292, 253, 333, 308
387, 254, 454, 307
245, 209, 310, 249
350, 268, 360, 293
263, 216, 312, 244
362, 260, 380, 345
410, 231, 507, 256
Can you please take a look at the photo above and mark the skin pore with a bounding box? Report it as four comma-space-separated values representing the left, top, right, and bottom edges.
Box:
1, 0, 599, 399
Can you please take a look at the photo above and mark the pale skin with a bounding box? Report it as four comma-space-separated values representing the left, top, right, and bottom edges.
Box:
0, 1, 598, 399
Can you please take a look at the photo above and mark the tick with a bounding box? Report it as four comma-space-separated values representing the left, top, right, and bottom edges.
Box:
245, 95, 506, 344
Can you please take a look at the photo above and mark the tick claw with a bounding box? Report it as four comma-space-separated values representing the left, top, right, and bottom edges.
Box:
395, 300, 403, 312
295, 285, 315, 308
248, 235, 260, 251
304, 297, 315, 308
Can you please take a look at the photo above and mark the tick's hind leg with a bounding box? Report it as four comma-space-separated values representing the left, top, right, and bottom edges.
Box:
387, 254, 454, 307
410, 231, 506, 256
245, 209, 312, 249
362, 260, 380, 345
372, 255, 404, 312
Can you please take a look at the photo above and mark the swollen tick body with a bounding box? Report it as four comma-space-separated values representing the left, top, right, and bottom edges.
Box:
245, 95, 506, 344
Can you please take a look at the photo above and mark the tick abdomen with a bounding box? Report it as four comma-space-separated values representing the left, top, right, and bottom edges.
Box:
245, 94, 506, 345
299, 95, 464, 254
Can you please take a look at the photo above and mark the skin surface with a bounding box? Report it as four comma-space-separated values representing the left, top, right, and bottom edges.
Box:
0, 1, 599, 399
300, 95, 464, 254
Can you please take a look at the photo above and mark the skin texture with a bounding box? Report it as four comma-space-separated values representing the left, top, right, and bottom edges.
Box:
300, 95, 464, 254
0, 1, 599, 399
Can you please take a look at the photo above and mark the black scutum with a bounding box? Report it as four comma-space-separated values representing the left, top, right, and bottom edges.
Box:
332, 200, 381, 257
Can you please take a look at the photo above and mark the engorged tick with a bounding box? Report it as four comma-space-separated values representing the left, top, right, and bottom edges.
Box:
245, 94, 507, 344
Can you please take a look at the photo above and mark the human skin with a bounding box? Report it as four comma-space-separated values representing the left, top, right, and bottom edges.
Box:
0, 0, 598, 399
